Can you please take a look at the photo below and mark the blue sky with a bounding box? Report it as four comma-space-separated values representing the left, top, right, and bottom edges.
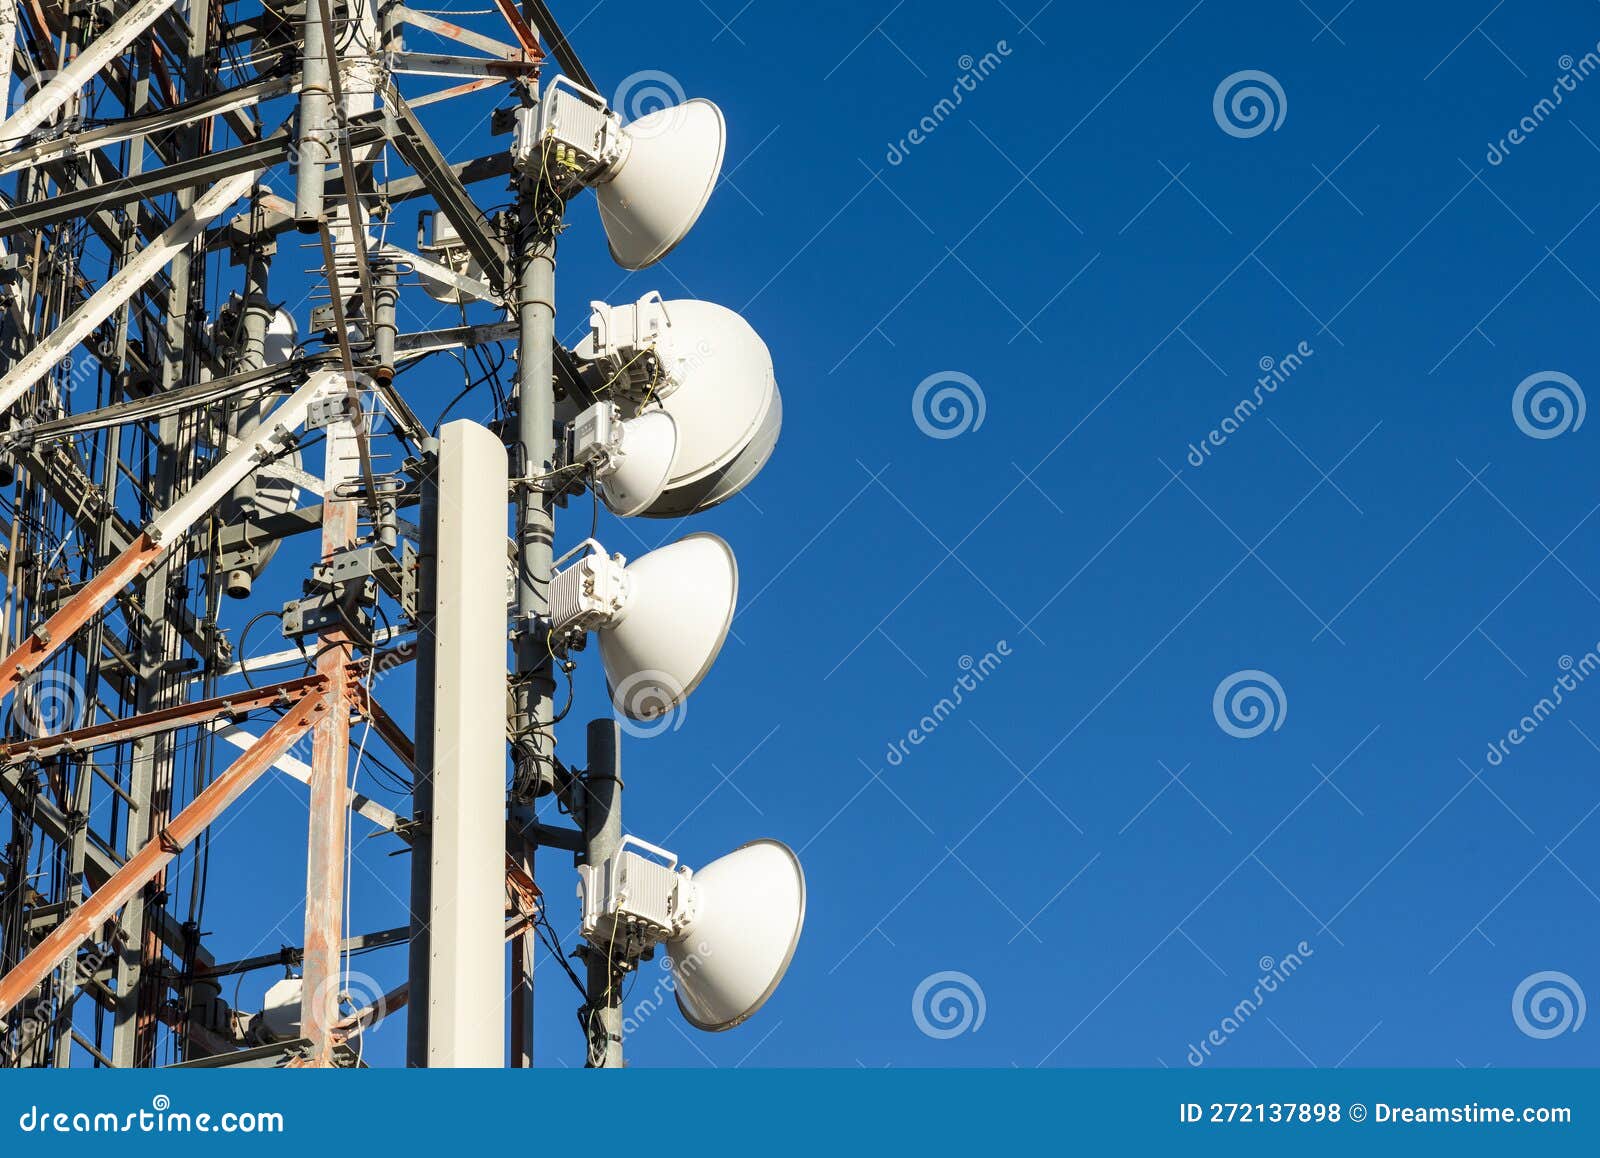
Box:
168, 0, 1600, 1068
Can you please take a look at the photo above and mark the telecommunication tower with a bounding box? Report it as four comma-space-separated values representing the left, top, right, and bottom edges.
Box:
0, 0, 799, 1069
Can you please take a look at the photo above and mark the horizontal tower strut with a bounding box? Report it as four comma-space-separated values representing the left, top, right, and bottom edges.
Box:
0, 674, 327, 763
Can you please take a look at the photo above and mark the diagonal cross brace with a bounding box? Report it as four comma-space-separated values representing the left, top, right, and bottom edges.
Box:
0, 681, 329, 1019
0, 371, 345, 702
0, 0, 179, 149
385, 86, 508, 290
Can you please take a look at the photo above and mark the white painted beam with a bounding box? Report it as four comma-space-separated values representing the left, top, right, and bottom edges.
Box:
0, 0, 178, 148
212, 724, 401, 833
0, 169, 263, 416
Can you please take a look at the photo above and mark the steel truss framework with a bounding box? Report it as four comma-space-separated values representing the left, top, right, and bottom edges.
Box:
0, 0, 616, 1068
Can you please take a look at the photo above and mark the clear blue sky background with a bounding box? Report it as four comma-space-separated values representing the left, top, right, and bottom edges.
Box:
180, 0, 1600, 1068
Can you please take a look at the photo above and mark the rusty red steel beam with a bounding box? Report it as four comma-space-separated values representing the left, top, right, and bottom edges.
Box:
505, 852, 541, 909
0, 679, 331, 1020
357, 689, 418, 773
0, 531, 163, 699
328, 897, 549, 1053
332, 981, 411, 1043
400, 7, 526, 61
301, 640, 352, 1067
301, 420, 360, 1067
493, 0, 542, 56
0, 673, 327, 763
410, 76, 511, 109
